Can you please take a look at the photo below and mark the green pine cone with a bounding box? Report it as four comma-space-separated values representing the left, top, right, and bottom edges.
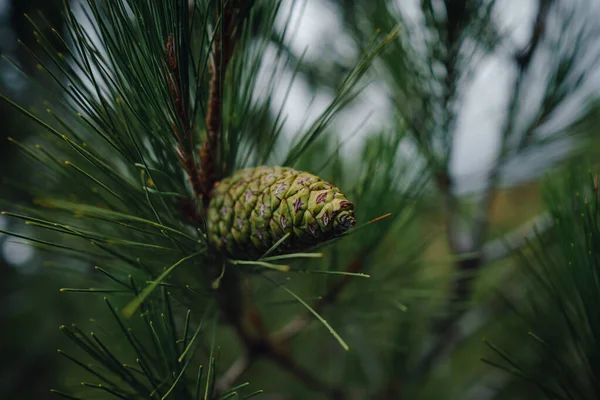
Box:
206, 166, 356, 260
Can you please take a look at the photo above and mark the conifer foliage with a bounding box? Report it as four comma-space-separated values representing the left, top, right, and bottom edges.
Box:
1, 0, 405, 398
2, 0, 600, 399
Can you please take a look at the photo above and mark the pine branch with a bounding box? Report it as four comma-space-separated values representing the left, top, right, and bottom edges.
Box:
198, 0, 249, 206
165, 35, 204, 200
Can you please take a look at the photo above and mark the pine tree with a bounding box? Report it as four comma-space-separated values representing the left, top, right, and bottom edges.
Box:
1, 0, 600, 399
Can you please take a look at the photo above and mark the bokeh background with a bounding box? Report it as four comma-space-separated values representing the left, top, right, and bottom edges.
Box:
2, 0, 600, 399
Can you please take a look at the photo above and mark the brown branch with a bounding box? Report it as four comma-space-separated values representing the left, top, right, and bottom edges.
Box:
166, 35, 185, 123
165, 35, 204, 199
165, 3, 249, 213
197, 2, 245, 206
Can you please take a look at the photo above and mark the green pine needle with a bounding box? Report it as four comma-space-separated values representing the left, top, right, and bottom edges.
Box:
228, 259, 290, 272
122, 250, 203, 318
264, 276, 350, 351
260, 252, 323, 261
194, 364, 204, 400
260, 232, 291, 258
49, 389, 81, 400
295, 270, 371, 278
204, 319, 218, 400
241, 390, 264, 399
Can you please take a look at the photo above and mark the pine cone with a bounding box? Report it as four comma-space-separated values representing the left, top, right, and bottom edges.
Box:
206, 166, 356, 260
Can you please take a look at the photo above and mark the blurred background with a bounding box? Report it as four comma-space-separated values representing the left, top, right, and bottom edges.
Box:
2, 0, 600, 398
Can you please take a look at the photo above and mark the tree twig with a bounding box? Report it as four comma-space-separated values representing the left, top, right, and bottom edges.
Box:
197, 1, 246, 206
165, 35, 204, 199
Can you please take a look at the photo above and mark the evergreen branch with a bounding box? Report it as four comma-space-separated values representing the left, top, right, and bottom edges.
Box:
481, 165, 600, 399
164, 34, 205, 201
198, 0, 251, 206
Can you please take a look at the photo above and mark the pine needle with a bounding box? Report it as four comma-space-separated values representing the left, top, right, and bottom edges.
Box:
204, 319, 218, 400
49, 389, 81, 400
295, 270, 371, 278
122, 250, 203, 318
260, 232, 291, 258
260, 252, 323, 261
161, 356, 193, 399
228, 259, 290, 272
263, 276, 349, 351
241, 390, 264, 399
